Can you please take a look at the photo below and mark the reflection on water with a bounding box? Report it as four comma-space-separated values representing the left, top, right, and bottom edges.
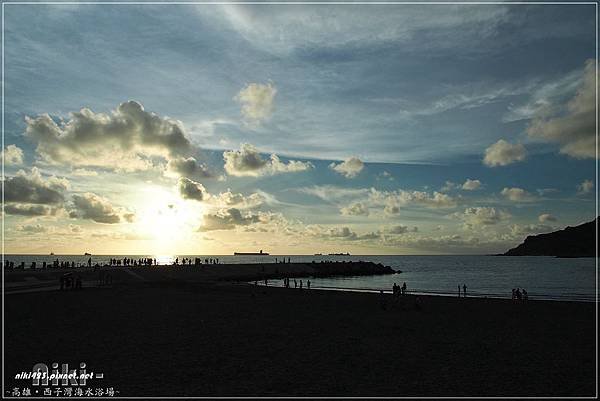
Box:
154, 255, 174, 266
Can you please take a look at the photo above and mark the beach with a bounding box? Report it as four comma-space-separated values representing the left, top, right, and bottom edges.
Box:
4, 264, 596, 397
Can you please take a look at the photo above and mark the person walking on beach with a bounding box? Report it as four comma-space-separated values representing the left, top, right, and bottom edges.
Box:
307, 280, 311, 290
401, 282, 407, 295
522, 288, 528, 303
515, 288, 522, 301
294, 279, 297, 288
299, 280, 303, 290
462, 284, 467, 298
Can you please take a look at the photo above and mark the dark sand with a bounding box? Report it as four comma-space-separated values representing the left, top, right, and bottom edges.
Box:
4, 267, 596, 397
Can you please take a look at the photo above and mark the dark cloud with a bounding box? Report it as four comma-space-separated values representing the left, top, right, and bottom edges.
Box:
70, 192, 131, 224
25, 101, 193, 171
527, 59, 596, 159
4, 204, 55, 216
3, 167, 67, 217
198, 208, 260, 231
178, 177, 209, 201
4, 167, 67, 205
223, 143, 313, 177
167, 156, 214, 179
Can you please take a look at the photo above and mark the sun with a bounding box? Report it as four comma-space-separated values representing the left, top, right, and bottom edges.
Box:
134, 186, 204, 252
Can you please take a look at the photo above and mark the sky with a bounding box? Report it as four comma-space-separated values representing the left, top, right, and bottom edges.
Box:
1, 3, 597, 255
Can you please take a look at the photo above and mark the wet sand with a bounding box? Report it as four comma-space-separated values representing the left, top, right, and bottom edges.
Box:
4, 277, 596, 397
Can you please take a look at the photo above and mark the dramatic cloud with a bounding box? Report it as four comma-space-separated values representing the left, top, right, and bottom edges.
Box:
455, 207, 511, 228
340, 202, 369, 216
25, 101, 193, 172
483, 139, 527, 167
577, 179, 594, 195
527, 60, 596, 159
329, 157, 364, 178
177, 177, 209, 201
223, 143, 313, 177
500, 187, 536, 202
4, 167, 68, 205
538, 213, 557, 223
234, 82, 277, 124
166, 157, 214, 179
462, 179, 481, 191
198, 208, 261, 231
2, 144, 24, 165
70, 192, 132, 224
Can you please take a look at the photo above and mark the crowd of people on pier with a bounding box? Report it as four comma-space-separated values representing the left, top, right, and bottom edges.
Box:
2, 256, 227, 271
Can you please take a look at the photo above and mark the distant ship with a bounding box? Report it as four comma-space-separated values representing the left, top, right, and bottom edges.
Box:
49, 252, 54, 256
328, 252, 350, 256
84, 252, 92, 256
234, 250, 270, 256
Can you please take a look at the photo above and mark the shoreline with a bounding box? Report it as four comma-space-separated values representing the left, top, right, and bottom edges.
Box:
249, 281, 597, 303
4, 260, 595, 302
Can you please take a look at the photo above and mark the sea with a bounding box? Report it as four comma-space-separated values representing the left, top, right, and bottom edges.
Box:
4, 254, 597, 302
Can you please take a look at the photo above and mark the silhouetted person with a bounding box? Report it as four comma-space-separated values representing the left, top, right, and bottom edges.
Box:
307, 280, 311, 290
515, 288, 522, 301
294, 279, 297, 288
87, 258, 91, 268
401, 282, 407, 295
462, 284, 467, 298
523, 288, 528, 302
512, 288, 516, 301
300, 280, 303, 290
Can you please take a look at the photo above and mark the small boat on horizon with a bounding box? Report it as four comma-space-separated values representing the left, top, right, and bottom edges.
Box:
84, 252, 92, 256
234, 250, 270, 256
328, 252, 351, 256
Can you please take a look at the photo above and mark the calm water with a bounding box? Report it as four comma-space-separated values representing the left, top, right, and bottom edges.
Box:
4, 254, 597, 302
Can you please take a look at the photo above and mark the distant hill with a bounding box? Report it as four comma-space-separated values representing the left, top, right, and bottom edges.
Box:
503, 217, 598, 257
